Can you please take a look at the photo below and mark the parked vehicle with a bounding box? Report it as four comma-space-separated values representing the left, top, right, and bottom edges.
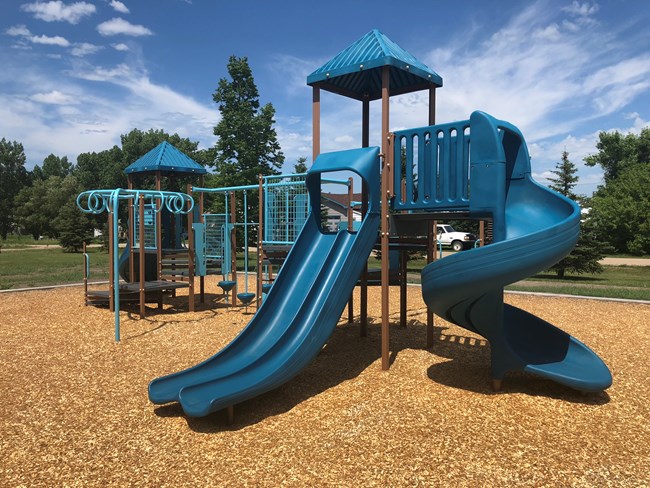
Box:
436, 224, 476, 251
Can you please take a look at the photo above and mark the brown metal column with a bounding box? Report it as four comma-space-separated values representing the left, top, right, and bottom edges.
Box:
127, 175, 134, 283
426, 87, 436, 347
199, 182, 205, 303
156, 172, 162, 281
360, 97, 370, 337
230, 191, 237, 306
380, 66, 391, 371
347, 177, 354, 324
138, 194, 146, 319
312, 87, 320, 162
108, 210, 114, 313
429, 86, 436, 125
479, 220, 485, 247
257, 175, 264, 310
187, 184, 195, 312
427, 220, 435, 348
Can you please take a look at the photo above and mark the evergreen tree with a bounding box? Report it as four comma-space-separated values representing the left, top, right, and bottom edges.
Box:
294, 157, 308, 174
56, 199, 94, 252
211, 56, 284, 188
548, 150, 579, 201
546, 151, 608, 277
0, 138, 29, 239
210, 56, 284, 241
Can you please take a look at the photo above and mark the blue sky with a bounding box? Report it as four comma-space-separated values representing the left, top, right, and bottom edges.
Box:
2, 0, 650, 195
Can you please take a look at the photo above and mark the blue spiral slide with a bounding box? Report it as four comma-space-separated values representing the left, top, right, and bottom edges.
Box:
421, 112, 612, 391
149, 147, 381, 417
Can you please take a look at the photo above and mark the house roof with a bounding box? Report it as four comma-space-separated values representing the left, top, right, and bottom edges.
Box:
124, 141, 207, 176
322, 192, 363, 210
307, 29, 442, 101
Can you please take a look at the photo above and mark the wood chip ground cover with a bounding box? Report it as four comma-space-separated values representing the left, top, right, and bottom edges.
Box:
1, 283, 648, 487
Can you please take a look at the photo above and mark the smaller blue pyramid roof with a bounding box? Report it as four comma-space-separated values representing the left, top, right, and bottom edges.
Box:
307, 29, 442, 101
124, 141, 207, 175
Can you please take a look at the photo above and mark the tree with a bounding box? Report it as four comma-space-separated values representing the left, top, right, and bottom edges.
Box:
0, 138, 29, 239
32, 154, 72, 180
585, 128, 650, 183
546, 151, 608, 277
211, 56, 284, 188
14, 175, 82, 240
585, 128, 650, 255
294, 157, 308, 174
588, 164, 650, 255
548, 150, 579, 201
55, 199, 94, 252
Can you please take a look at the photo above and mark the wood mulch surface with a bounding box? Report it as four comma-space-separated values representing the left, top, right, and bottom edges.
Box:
1, 281, 649, 487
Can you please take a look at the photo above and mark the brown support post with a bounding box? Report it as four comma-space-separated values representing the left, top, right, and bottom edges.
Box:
400, 248, 407, 327
187, 184, 195, 312
230, 191, 238, 306
127, 175, 135, 283
155, 172, 162, 281
479, 220, 485, 247
227, 405, 234, 424
360, 97, 370, 337
347, 176, 354, 324
426, 220, 435, 348
199, 182, 205, 303
83, 241, 88, 306
312, 87, 320, 162
108, 210, 114, 313
380, 65, 391, 371
257, 174, 264, 310
138, 194, 146, 319
429, 86, 436, 125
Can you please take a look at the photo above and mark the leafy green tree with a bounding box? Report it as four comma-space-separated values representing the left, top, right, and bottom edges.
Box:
585, 128, 650, 183
55, 199, 94, 252
0, 138, 30, 239
585, 128, 650, 255
14, 175, 82, 240
546, 151, 608, 277
32, 154, 72, 180
588, 164, 650, 255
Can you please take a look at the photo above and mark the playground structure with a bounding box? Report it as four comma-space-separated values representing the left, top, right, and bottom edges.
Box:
78, 151, 356, 338
146, 29, 612, 418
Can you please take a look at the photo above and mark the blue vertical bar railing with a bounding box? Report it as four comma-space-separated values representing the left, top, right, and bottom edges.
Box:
76, 189, 193, 342
392, 119, 471, 212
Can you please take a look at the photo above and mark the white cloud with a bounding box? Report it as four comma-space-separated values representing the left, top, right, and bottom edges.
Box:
21, 1, 96, 24
6, 23, 73, 49
109, 1, 129, 14
29, 90, 79, 104
111, 43, 130, 51
70, 42, 102, 57
562, 1, 599, 17
30, 34, 70, 46
6, 25, 32, 36
97, 18, 153, 37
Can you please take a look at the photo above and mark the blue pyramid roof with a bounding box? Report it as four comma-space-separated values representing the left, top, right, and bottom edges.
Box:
307, 29, 442, 101
124, 141, 207, 175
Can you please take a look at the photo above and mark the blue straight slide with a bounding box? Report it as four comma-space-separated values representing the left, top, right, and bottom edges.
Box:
421, 112, 612, 392
149, 147, 381, 417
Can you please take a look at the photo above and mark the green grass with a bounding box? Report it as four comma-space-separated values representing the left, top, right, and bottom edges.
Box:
0, 248, 110, 289
506, 284, 650, 301
2, 246, 649, 301
0, 235, 60, 249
